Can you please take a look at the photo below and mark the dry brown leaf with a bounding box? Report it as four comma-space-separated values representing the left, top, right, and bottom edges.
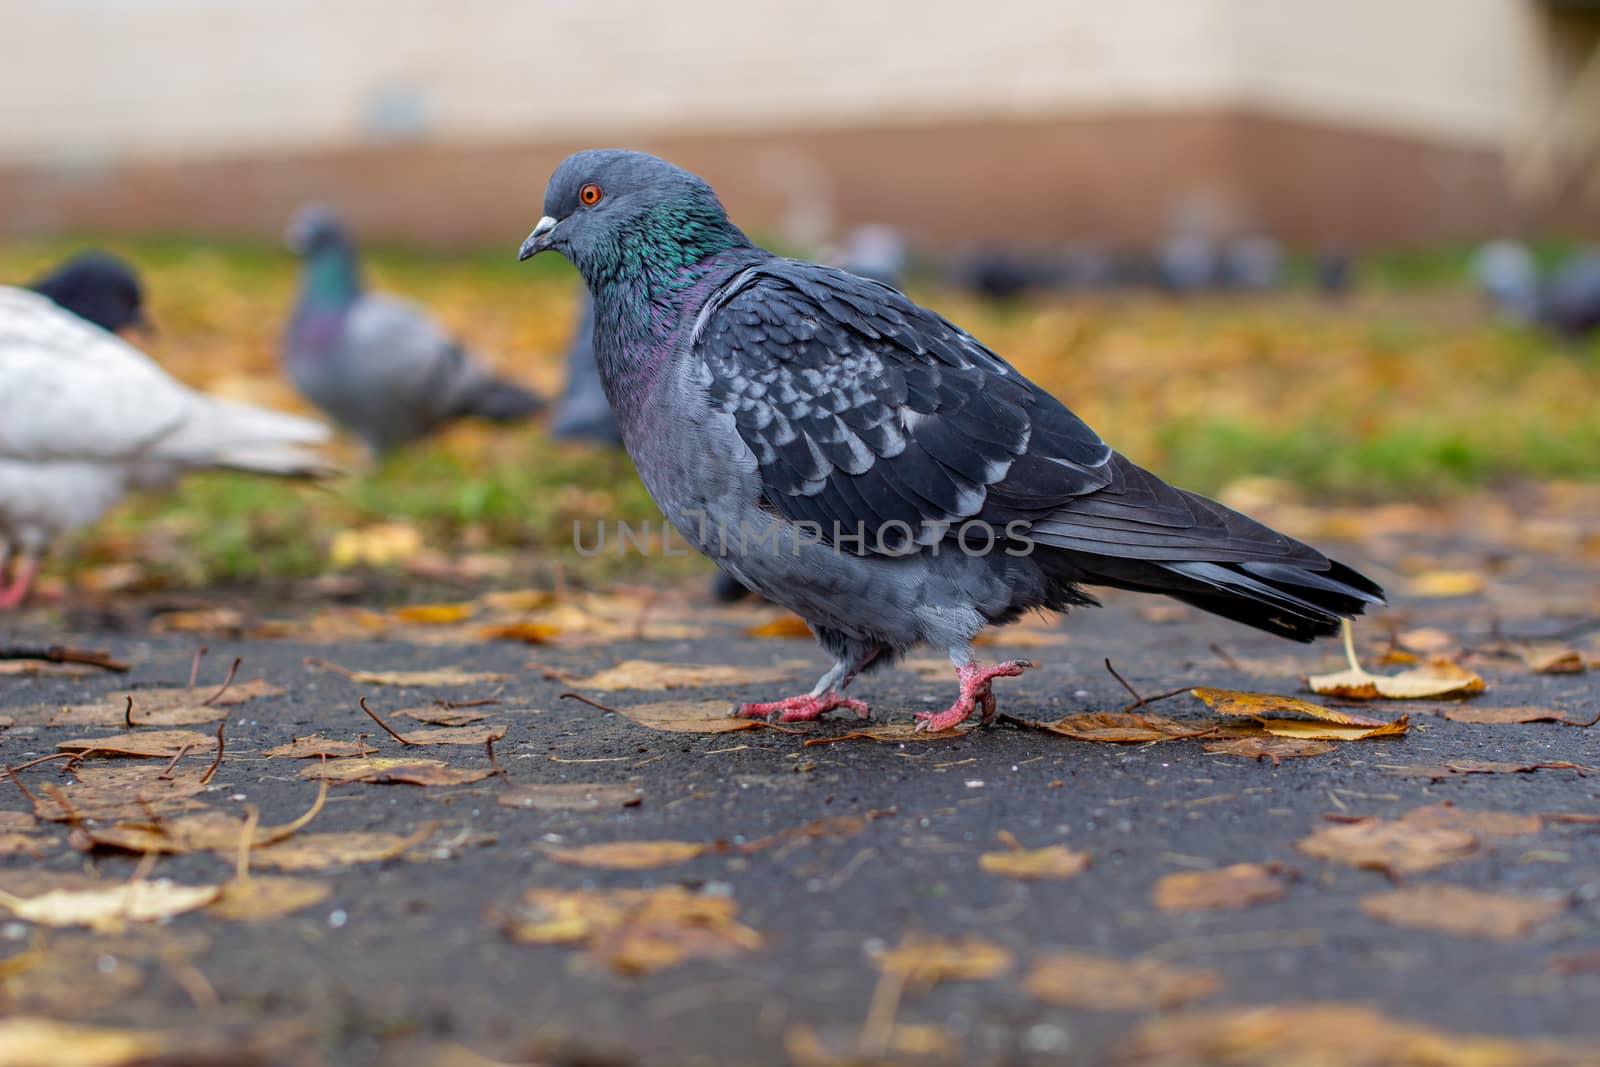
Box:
206, 876, 333, 921
391, 602, 477, 625
1024, 951, 1220, 1011
250, 825, 437, 871
498, 886, 762, 975
1153, 863, 1293, 912
1036, 712, 1215, 743
979, 840, 1091, 881
0, 811, 37, 832
1309, 623, 1486, 700
1441, 705, 1599, 726
1256, 715, 1409, 741
497, 783, 642, 811
33, 678, 283, 728
308, 659, 511, 687
296, 757, 494, 786
874, 935, 1013, 988
478, 620, 563, 644
784, 1022, 958, 1067
544, 840, 709, 870
27, 766, 208, 822
745, 614, 812, 638
150, 607, 247, 635
1296, 819, 1478, 876
55, 729, 215, 759
1522, 646, 1588, 675
0, 833, 57, 857
70, 789, 328, 856
264, 736, 375, 759
1189, 687, 1385, 726
0, 878, 219, 932
1117, 1002, 1593, 1067
608, 698, 775, 734
1360, 885, 1567, 940
1203, 736, 1334, 763
564, 659, 801, 691
392, 705, 492, 726
1385, 758, 1596, 779
1395, 628, 1459, 655
394, 724, 508, 746
1399, 803, 1543, 837
0, 661, 102, 679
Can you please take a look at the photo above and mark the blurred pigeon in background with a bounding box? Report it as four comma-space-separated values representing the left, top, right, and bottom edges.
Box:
550, 293, 620, 444
1221, 234, 1284, 292
0, 287, 331, 608
837, 225, 908, 289
518, 150, 1383, 731
27, 251, 149, 335
283, 206, 543, 457
1472, 240, 1600, 341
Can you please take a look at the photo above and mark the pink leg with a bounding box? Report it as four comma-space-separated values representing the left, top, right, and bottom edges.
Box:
733, 691, 872, 724
915, 659, 1033, 733
0, 556, 37, 610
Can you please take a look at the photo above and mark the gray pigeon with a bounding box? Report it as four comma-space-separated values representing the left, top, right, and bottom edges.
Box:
1472, 240, 1600, 341
284, 206, 543, 456
550, 293, 621, 444
518, 151, 1383, 731
0, 287, 331, 608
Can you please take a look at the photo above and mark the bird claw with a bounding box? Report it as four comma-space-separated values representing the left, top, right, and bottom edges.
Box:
732, 692, 871, 723
914, 659, 1033, 732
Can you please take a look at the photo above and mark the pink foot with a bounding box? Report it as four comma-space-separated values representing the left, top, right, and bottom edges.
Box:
915, 659, 1032, 733
0, 559, 36, 610
733, 691, 872, 723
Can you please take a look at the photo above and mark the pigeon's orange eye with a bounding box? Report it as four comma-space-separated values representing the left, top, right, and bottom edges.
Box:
579, 183, 603, 206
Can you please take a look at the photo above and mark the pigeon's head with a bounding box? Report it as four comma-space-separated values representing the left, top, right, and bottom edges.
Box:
28, 251, 148, 336
519, 150, 748, 278
285, 205, 351, 257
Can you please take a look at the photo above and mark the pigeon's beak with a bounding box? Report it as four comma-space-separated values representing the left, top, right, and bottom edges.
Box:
518, 216, 559, 261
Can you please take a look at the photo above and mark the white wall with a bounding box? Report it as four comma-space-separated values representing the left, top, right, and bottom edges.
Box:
0, 0, 1553, 166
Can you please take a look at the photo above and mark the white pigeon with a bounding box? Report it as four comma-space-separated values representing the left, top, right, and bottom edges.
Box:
0, 286, 333, 608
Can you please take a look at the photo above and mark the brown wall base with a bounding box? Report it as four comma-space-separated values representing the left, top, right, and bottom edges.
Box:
0, 109, 1568, 248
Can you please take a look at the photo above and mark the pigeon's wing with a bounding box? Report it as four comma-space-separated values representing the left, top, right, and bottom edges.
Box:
0, 286, 194, 460
343, 295, 485, 408
693, 261, 1327, 566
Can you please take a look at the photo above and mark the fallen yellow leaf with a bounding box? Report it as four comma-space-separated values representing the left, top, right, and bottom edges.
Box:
606, 698, 777, 734
206, 877, 333, 922
1296, 819, 1478, 876
979, 838, 1091, 881
1405, 569, 1487, 598
1308, 622, 1486, 700
55, 729, 215, 759
296, 757, 495, 787
498, 886, 762, 975
391, 602, 477, 625
0, 879, 219, 932
544, 840, 709, 870
1024, 951, 1220, 1011
874, 934, 1013, 988
1153, 863, 1293, 912
1360, 885, 1567, 941
497, 783, 642, 812
1203, 736, 1334, 763
1118, 1002, 1594, 1067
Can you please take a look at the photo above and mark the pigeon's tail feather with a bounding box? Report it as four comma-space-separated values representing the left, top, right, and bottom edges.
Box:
1046, 550, 1384, 643
157, 399, 336, 478
456, 377, 545, 423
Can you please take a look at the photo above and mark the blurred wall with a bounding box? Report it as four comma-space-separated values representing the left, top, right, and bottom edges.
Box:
0, 0, 1590, 244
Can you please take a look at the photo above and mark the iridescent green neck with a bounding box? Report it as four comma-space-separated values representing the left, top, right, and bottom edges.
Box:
299, 243, 363, 310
